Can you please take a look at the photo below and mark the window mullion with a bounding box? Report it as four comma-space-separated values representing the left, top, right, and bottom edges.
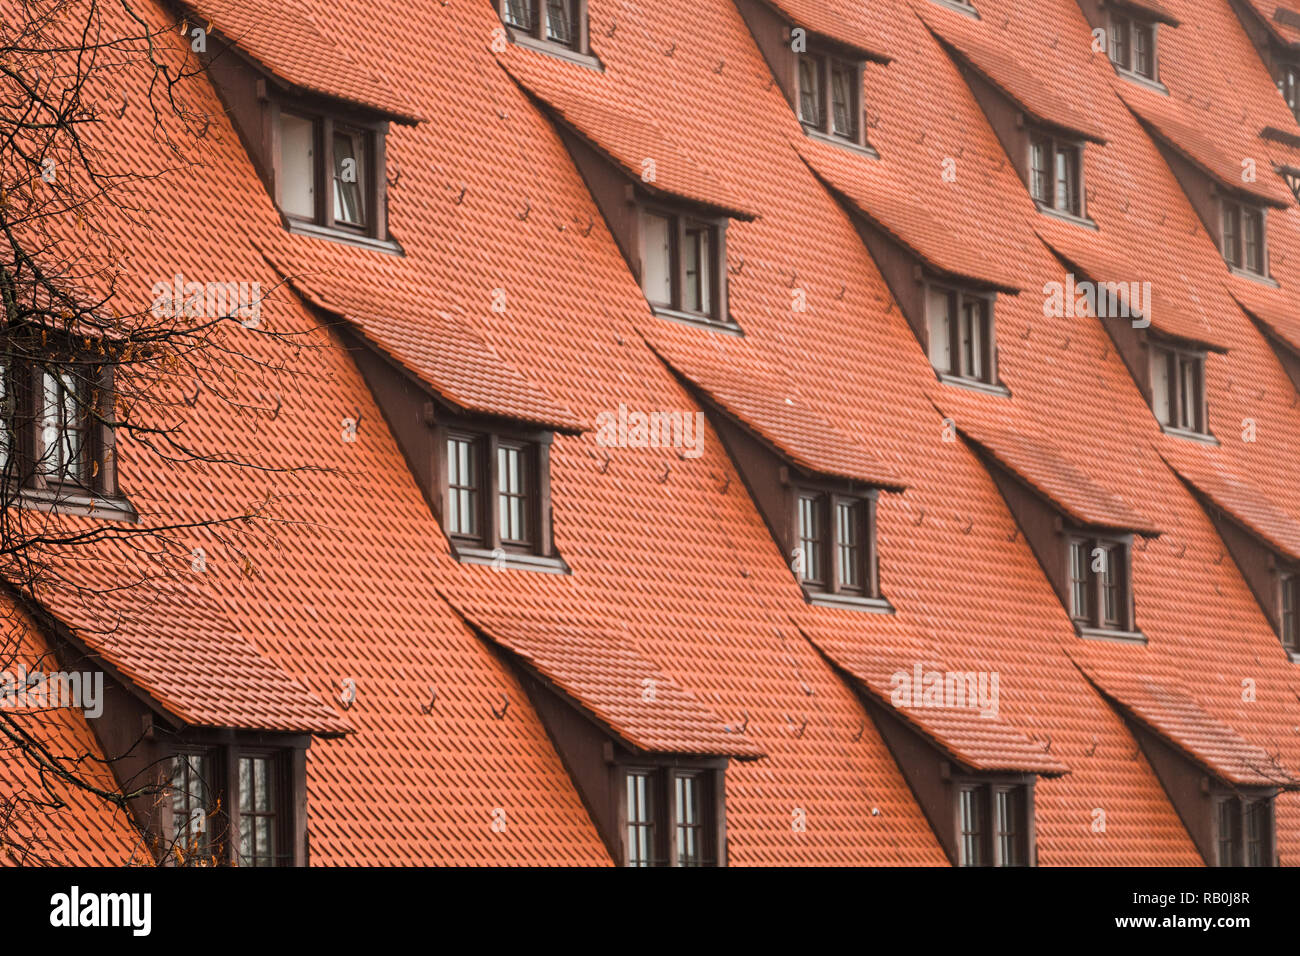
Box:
487, 435, 501, 551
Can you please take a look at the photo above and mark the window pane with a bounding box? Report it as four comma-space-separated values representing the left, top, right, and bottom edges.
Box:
927, 288, 953, 373
1030, 139, 1050, 203
280, 113, 316, 219
959, 787, 984, 866
643, 213, 673, 307
447, 437, 479, 537
1110, 17, 1129, 69
1071, 539, 1092, 623
996, 788, 1023, 866
1178, 356, 1200, 431
239, 756, 276, 867
1283, 577, 1298, 651
959, 297, 986, 380
836, 499, 863, 591
1151, 347, 1172, 425
830, 61, 857, 139
1218, 798, 1239, 866
332, 131, 365, 226
798, 56, 822, 127
683, 224, 712, 314
626, 772, 655, 867
1245, 801, 1268, 867
497, 444, 529, 544
1223, 203, 1241, 266
545, 0, 573, 44
40, 370, 85, 482
1055, 146, 1079, 214
1134, 24, 1153, 77
1101, 544, 1122, 627
798, 494, 825, 584
1244, 208, 1264, 273
169, 754, 212, 860
674, 774, 704, 866
503, 0, 532, 29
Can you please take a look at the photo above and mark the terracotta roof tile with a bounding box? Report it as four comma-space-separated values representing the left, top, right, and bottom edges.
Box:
648, 335, 906, 488
918, 3, 1108, 144
1039, 229, 1231, 351
955, 419, 1160, 535
447, 599, 762, 758
760, 0, 893, 62
799, 136, 1025, 292
1239, 0, 1300, 47
1163, 451, 1300, 561
1074, 657, 1298, 788
1228, 282, 1300, 353
1116, 0, 1181, 26
1119, 86, 1294, 207
181, 0, 421, 122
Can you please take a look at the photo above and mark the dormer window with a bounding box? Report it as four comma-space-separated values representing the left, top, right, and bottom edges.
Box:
1215, 794, 1275, 867
1069, 535, 1132, 631
498, 0, 591, 60
795, 485, 880, 603
639, 204, 730, 328
1150, 341, 1207, 435
276, 108, 382, 240
1222, 198, 1267, 276
439, 426, 556, 564
1109, 12, 1158, 81
1280, 63, 1300, 122
623, 767, 715, 867
958, 781, 1030, 867
796, 50, 864, 146
1030, 132, 1083, 218
926, 283, 996, 386
1276, 567, 1300, 657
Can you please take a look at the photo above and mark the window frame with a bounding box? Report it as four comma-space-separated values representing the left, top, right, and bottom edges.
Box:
1280, 61, 1300, 123
167, 749, 220, 864
637, 203, 730, 328
1214, 793, 1275, 867
1221, 197, 1268, 277
235, 750, 291, 868
616, 764, 719, 867
1108, 12, 1160, 83
954, 779, 1032, 867
795, 46, 867, 149
273, 102, 386, 243
924, 281, 998, 387
1028, 132, 1086, 220
1066, 532, 1135, 633
434, 417, 556, 564
497, 0, 591, 59
792, 479, 881, 605
1279, 571, 1299, 656
1148, 340, 1208, 436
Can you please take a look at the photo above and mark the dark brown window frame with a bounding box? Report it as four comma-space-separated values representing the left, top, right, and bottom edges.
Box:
1213, 791, 1276, 867
924, 281, 999, 388
1066, 531, 1137, 636
637, 201, 733, 330
498, 0, 595, 64
791, 477, 884, 609
1149, 339, 1208, 437
433, 416, 561, 569
0, 342, 128, 518
1028, 131, 1087, 221
795, 46, 869, 150
1280, 61, 1300, 123
1279, 569, 1299, 657
1221, 197, 1268, 277
167, 749, 221, 865
162, 738, 302, 868
954, 777, 1033, 867
272, 100, 388, 245
1109, 11, 1160, 84
614, 761, 722, 867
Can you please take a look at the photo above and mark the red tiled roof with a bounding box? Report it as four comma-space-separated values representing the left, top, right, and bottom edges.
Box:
1238, 0, 1300, 47
1229, 282, 1300, 353
1164, 452, 1300, 562
760, 0, 892, 62
1115, 0, 1181, 26
448, 599, 762, 758
180, 0, 421, 122
648, 335, 906, 489
1075, 658, 1298, 788
30, 551, 350, 735
799, 137, 1025, 292
804, 624, 1069, 776
1119, 87, 1294, 208
261, 248, 585, 433
1039, 229, 1231, 351
955, 419, 1160, 535
918, 4, 1108, 144
501, 59, 759, 220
